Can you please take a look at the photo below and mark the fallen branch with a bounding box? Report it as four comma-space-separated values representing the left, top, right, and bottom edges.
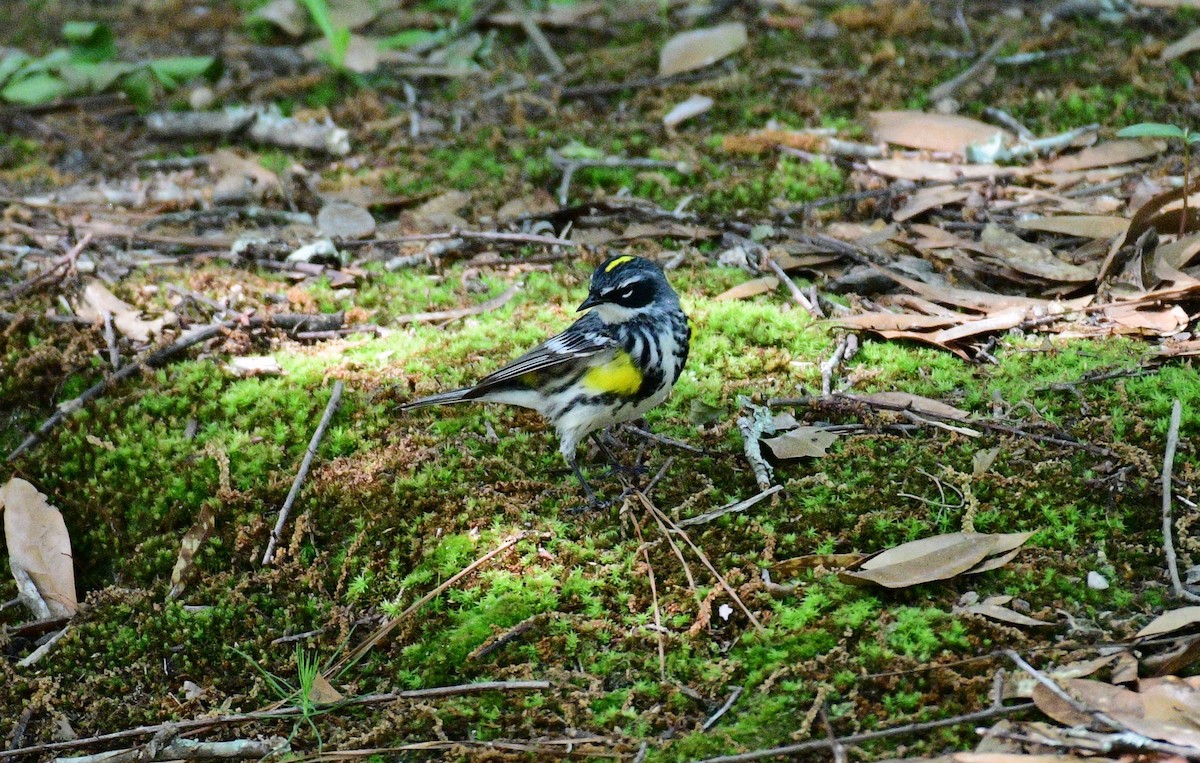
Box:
1160, 400, 1200, 602
7, 318, 262, 461
929, 33, 1011, 102
55, 734, 289, 763
702, 686, 743, 732
695, 701, 1033, 763
763, 256, 816, 315
0, 232, 93, 305
678, 485, 782, 528
393, 283, 520, 325
324, 532, 528, 678
262, 380, 345, 565
505, 0, 564, 74
1, 681, 548, 760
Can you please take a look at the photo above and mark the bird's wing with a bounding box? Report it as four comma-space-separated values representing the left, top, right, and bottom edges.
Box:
473, 318, 615, 390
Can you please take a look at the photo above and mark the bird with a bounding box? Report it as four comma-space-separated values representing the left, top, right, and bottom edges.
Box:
400, 254, 691, 505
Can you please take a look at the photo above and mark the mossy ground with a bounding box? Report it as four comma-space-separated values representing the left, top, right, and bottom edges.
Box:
2, 259, 1195, 758
1, 0, 1199, 760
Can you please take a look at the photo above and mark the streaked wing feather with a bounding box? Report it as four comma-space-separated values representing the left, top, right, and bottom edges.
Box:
475, 327, 614, 388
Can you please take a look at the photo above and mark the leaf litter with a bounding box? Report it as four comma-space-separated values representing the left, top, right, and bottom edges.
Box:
2, 1, 1200, 760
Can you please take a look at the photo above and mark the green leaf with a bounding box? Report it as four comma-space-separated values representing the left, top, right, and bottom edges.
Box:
148, 56, 218, 88
0, 51, 32, 87
120, 69, 156, 110
62, 61, 137, 92
1117, 123, 1187, 140
378, 29, 438, 50
1, 72, 72, 104
62, 21, 117, 63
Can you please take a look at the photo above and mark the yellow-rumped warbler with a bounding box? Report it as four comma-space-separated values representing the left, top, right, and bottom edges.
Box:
401, 255, 691, 504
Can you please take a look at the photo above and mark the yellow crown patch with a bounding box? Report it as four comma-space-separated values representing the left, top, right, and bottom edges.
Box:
604, 255, 636, 273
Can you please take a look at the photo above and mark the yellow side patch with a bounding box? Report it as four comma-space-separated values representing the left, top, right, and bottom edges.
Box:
583, 350, 642, 395
605, 255, 636, 273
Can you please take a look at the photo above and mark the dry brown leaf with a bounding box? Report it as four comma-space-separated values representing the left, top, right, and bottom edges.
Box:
934, 306, 1027, 344
961, 600, 1054, 627
1014, 215, 1130, 240
659, 23, 747, 77
308, 673, 345, 704
772, 553, 868, 577
1048, 140, 1164, 172
870, 110, 1009, 154
836, 312, 958, 332
981, 225, 1099, 282
762, 427, 838, 460
721, 129, 825, 155
1156, 232, 1200, 272
714, 276, 779, 301
1105, 304, 1190, 335
1142, 678, 1200, 728
867, 158, 1023, 182
854, 391, 971, 420
841, 534, 999, 588
1138, 607, 1200, 638
619, 222, 719, 240
1, 478, 78, 619
1032, 677, 1142, 727
76, 280, 165, 342
1162, 27, 1200, 60
893, 186, 973, 222
167, 505, 215, 601
209, 149, 280, 192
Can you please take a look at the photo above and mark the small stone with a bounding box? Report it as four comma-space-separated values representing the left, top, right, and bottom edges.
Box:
1087, 571, 1109, 590
317, 201, 376, 240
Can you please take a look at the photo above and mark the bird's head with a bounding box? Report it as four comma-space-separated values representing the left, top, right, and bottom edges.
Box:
577, 255, 676, 323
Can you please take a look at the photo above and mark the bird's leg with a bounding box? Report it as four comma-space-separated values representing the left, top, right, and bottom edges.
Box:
565, 453, 603, 511
591, 431, 647, 477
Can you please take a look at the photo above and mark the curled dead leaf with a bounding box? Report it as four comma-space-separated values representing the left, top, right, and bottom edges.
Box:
2, 478, 78, 619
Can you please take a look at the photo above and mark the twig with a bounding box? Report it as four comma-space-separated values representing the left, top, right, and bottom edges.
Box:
55, 735, 288, 763
678, 485, 782, 528
636, 491, 764, 631
0, 232, 93, 305
763, 256, 816, 315
819, 703, 846, 763
102, 310, 120, 370
1004, 649, 1127, 732
393, 283, 520, 325
0, 681, 548, 760
702, 686, 743, 731
559, 68, 728, 99
364, 230, 577, 248
736, 399, 774, 491
624, 425, 706, 454
7, 318, 264, 461
819, 334, 851, 397
694, 702, 1033, 763
1160, 400, 1200, 602
550, 154, 690, 206
953, 1, 975, 51
0, 311, 95, 326
983, 106, 1034, 140
262, 380, 345, 565
505, 0, 565, 74
16, 625, 69, 667
631, 520, 667, 680
929, 33, 1010, 102
325, 532, 527, 678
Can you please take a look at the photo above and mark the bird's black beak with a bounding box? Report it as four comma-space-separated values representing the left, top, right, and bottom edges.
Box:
577, 294, 602, 312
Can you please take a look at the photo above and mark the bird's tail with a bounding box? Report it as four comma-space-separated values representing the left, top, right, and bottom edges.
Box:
398, 386, 478, 411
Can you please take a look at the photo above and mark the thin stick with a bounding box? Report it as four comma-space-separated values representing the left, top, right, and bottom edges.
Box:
929, 33, 1010, 102
631, 523, 667, 680
102, 310, 120, 370
695, 702, 1033, 763
678, 485, 782, 528
367, 230, 577, 248
819, 703, 846, 763
1161, 400, 1200, 602
393, 283, 519, 326
325, 532, 527, 677
763, 257, 816, 314
505, 0, 564, 74
701, 686, 743, 731
1005, 649, 1130, 731
0, 681, 549, 759
0, 232, 93, 304
262, 380, 345, 565
8, 318, 260, 461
